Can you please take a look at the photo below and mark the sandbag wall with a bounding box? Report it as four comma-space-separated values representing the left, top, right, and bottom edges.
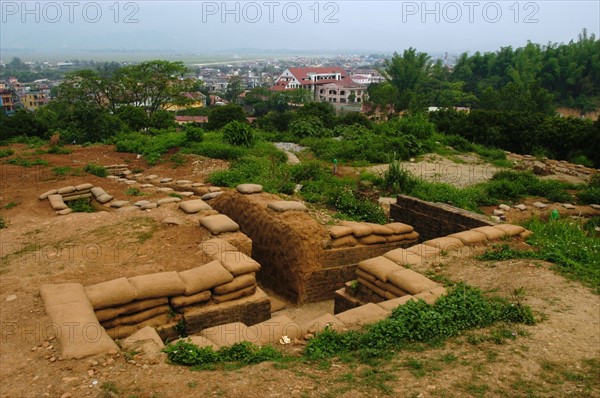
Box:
328, 221, 419, 248
85, 239, 262, 339
210, 190, 423, 303
39, 183, 95, 213
336, 223, 531, 312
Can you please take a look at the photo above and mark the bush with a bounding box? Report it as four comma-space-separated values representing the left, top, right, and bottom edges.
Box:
0, 215, 8, 229
222, 121, 256, 147
184, 141, 246, 160
305, 283, 534, 360
0, 148, 15, 158
184, 125, 204, 143
289, 116, 328, 139
328, 187, 387, 224
206, 104, 247, 131
83, 163, 108, 177
164, 340, 282, 368
68, 198, 95, 213
578, 175, 600, 204
383, 160, 419, 194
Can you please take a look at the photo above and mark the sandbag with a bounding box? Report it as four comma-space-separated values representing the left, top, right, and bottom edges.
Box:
472, 226, 505, 240
40, 283, 118, 358
105, 313, 174, 340
386, 234, 406, 242
331, 235, 358, 248
76, 183, 94, 191
96, 194, 114, 204
85, 277, 137, 310
122, 326, 165, 349
355, 269, 377, 283
48, 194, 67, 210
365, 223, 394, 235
178, 260, 234, 295
212, 285, 256, 303
301, 313, 346, 336
268, 201, 308, 212
213, 273, 256, 295
200, 322, 256, 348
200, 214, 240, 234
406, 244, 441, 259
212, 252, 261, 276
179, 199, 212, 214
95, 297, 168, 322
448, 230, 488, 245
357, 256, 402, 282
335, 303, 390, 328
383, 248, 424, 266
62, 193, 92, 202
157, 197, 181, 205
377, 295, 416, 311
358, 234, 388, 245
493, 224, 526, 236
340, 221, 373, 237
128, 271, 185, 300
387, 269, 439, 295
236, 184, 263, 194
247, 315, 302, 345
101, 305, 170, 328
91, 187, 108, 198
414, 286, 447, 305
403, 231, 420, 240
329, 226, 354, 239
357, 277, 387, 298
385, 222, 414, 234
57, 186, 76, 195
199, 238, 238, 257
170, 290, 212, 308
374, 279, 409, 298
39, 189, 58, 200
422, 237, 464, 251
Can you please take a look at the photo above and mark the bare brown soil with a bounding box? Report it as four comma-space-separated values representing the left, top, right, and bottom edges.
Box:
0, 144, 598, 398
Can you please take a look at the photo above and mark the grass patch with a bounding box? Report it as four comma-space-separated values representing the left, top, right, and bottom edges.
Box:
83, 163, 108, 177
6, 157, 49, 167
52, 166, 82, 177
479, 218, 600, 294
0, 216, 8, 229
126, 187, 145, 196
3, 202, 18, 209
0, 148, 14, 158
68, 199, 95, 213
304, 283, 534, 361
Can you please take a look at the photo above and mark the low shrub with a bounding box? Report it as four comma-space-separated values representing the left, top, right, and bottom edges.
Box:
83, 163, 108, 177
327, 187, 387, 224
578, 175, 600, 204
222, 121, 256, 147
163, 341, 282, 368
0, 148, 14, 158
68, 198, 95, 213
305, 283, 535, 360
0, 215, 8, 229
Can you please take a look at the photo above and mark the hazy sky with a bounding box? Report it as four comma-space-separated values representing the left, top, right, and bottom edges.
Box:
1, 0, 599, 59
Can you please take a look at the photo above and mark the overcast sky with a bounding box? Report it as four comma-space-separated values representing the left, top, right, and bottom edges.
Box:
1, 1, 599, 60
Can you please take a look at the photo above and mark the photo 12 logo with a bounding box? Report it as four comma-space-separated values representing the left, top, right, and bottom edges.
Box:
401, 1, 540, 23
1, 1, 140, 23
200, 1, 340, 23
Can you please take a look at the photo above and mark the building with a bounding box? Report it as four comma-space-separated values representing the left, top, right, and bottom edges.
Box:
0, 89, 16, 113
23, 90, 49, 111
272, 67, 368, 105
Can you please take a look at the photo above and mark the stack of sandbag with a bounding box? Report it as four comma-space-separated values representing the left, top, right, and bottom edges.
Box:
104, 164, 130, 176
91, 186, 114, 204
172, 260, 233, 312
210, 252, 260, 303
355, 256, 409, 301
329, 221, 419, 248
60, 183, 94, 202
85, 273, 186, 340
40, 283, 118, 358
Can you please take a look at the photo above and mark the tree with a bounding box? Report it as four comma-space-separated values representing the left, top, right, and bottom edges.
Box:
206, 104, 247, 130
380, 48, 432, 112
